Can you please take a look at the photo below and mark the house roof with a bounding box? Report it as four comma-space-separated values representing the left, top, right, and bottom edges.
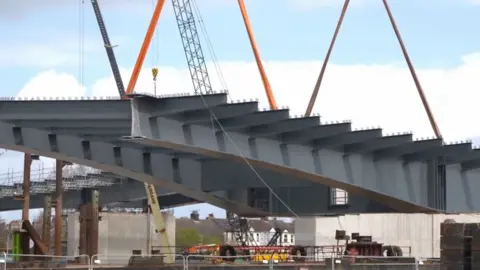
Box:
176, 218, 294, 235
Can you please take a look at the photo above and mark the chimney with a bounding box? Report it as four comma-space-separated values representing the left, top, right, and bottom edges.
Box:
190, 210, 200, 221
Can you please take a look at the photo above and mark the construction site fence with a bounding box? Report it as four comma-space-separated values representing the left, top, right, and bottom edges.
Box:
0, 253, 450, 270
91, 253, 186, 268
185, 255, 443, 270
0, 253, 90, 270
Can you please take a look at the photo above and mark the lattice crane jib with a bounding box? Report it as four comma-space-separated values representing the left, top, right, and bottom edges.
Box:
171, 0, 213, 94
90, 0, 125, 97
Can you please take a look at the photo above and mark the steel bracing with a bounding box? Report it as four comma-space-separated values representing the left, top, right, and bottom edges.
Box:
0, 93, 479, 214
0, 171, 198, 211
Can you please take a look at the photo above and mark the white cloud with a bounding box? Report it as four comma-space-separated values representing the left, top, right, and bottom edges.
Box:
16, 70, 86, 98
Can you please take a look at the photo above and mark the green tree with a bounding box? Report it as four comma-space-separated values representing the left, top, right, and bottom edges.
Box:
176, 228, 202, 247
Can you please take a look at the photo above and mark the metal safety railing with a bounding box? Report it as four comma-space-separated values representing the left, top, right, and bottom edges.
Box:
1, 252, 5, 270
0, 253, 449, 270
91, 253, 186, 269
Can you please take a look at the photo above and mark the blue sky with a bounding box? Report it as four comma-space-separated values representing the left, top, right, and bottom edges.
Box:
1, 0, 480, 92
1, 0, 480, 221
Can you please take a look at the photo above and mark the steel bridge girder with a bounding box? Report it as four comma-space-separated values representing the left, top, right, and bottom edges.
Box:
0, 122, 267, 216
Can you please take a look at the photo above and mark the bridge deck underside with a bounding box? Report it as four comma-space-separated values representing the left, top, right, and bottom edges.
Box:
0, 93, 478, 214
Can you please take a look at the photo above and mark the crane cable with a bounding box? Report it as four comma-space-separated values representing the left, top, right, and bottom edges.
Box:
191, 0, 231, 100
78, 0, 85, 87
151, 0, 159, 96
189, 1, 300, 219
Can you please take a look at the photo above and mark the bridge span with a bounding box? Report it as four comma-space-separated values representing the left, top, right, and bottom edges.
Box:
0, 93, 478, 215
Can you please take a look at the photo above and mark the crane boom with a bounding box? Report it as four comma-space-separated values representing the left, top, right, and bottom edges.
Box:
90, 0, 125, 97
90, 0, 173, 263
171, 0, 213, 94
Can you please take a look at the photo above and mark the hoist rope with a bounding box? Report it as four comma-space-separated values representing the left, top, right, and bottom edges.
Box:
191, 1, 299, 219
78, 0, 85, 88
151, 0, 160, 96
191, 0, 232, 101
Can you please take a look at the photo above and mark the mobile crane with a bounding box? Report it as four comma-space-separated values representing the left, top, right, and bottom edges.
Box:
89, 0, 173, 263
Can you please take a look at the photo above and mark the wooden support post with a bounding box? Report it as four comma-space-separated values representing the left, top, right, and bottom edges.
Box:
79, 188, 100, 258
42, 195, 52, 252
78, 204, 87, 257
55, 160, 63, 256
20, 153, 32, 257
21, 154, 32, 221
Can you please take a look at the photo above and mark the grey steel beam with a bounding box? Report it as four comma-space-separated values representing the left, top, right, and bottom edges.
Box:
313, 129, 382, 149
143, 93, 229, 117
280, 122, 351, 144
444, 148, 480, 164
48, 127, 130, 136
0, 122, 267, 216
249, 116, 320, 137
462, 159, 480, 171
109, 193, 200, 208
201, 160, 313, 190
127, 137, 439, 213
403, 142, 473, 162
373, 139, 442, 159
0, 99, 130, 121
217, 109, 290, 131
180, 102, 259, 124
82, 135, 126, 141
6, 119, 131, 129
343, 133, 413, 154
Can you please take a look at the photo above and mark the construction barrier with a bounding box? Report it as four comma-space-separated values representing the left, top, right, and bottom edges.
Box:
185, 255, 442, 270
186, 254, 264, 267
1, 252, 5, 270
2, 254, 90, 270
0, 254, 448, 269
330, 256, 421, 270
91, 253, 186, 268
